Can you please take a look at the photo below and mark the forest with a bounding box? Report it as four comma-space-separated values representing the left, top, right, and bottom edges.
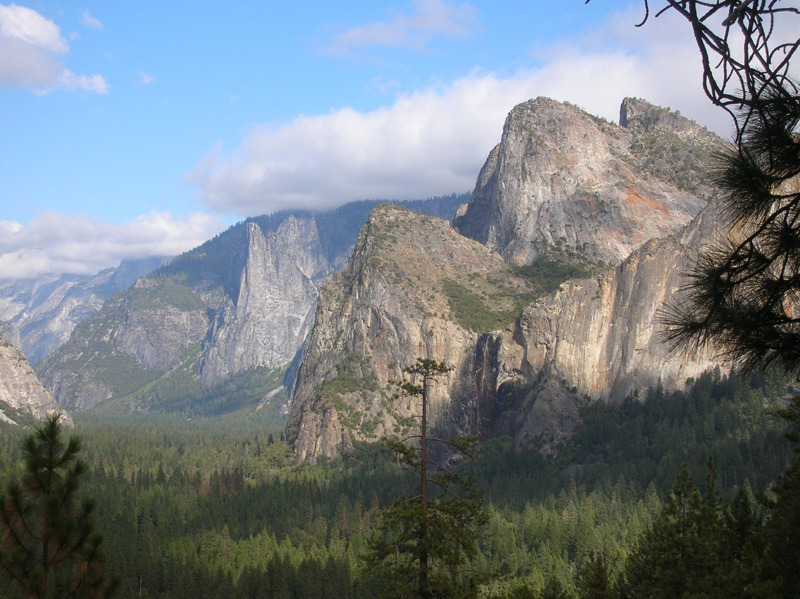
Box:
1, 368, 797, 599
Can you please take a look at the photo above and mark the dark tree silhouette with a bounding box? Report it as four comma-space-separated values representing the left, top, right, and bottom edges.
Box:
630, 1, 799, 141
612, 1, 800, 373
0, 415, 117, 599
365, 358, 487, 599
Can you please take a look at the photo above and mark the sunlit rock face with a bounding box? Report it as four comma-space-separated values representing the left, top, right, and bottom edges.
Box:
454, 97, 718, 267
0, 328, 72, 426
474, 206, 722, 452
289, 98, 726, 461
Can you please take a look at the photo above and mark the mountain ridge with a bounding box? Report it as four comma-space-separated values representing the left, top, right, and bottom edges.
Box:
35, 196, 467, 414
287, 97, 728, 461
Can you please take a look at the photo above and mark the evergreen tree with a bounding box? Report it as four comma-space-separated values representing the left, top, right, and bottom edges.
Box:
619, 464, 722, 599
577, 554, 613, 599
760, 396, 800, 599
0, 415, 117, 599
541, 575, 574, 599
717, 484, 772, 599
364, 358, 487, 599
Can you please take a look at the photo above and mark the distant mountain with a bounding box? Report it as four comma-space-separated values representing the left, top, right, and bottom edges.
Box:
36, 196, 467, 414
0, 256, 171, 365
287, 97, 727, 461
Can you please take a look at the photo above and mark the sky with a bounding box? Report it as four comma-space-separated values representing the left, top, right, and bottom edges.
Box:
0, 0, 742, 279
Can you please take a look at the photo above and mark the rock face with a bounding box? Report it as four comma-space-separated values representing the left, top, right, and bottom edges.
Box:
38, 214, 332, 411
287, 204, 538, 462
288, 98, 727, 461
0, 256, 170, 365
472, 205, 721, 451
0, 328, 71, 426
454, 97, 719, 266
196, 217, 327, 384
36, 196, 468, 413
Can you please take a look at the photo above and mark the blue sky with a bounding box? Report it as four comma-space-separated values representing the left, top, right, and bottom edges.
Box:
1, 1, 737, 278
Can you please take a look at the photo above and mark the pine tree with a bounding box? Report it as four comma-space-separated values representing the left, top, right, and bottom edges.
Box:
0, 415, 117, 599
619, 464, 722, 599
364, 358, 487, 599
578, 554, 613, 599
760, 396, 800, 599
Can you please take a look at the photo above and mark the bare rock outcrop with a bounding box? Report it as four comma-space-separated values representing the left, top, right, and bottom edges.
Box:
454, 97, 719, 266
287, 204, 537, 462
473, 204, 721, 451
0, 329, 71, 426
197, 217, 324, 384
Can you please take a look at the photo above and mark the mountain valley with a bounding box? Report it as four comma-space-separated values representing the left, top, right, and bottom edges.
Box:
2, 97, 732, 460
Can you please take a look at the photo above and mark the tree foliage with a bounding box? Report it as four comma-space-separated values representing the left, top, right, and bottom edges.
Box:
620, 1, 800, 373
760, 396, 800, 599
364, 359, 487, 599
0, 415, 117, 599
618, 463, 724, 599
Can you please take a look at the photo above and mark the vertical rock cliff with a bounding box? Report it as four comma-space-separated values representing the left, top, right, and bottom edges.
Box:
454, 97, 719, 266
287, 204, 537, 462
288, 98, 727, 461
472, 204, 721, 451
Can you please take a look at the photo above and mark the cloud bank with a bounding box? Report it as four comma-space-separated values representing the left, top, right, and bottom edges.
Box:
323, 0, 481, 55
0, 212, 226, 279
191, 7, 733, 218
0, 3, 108, 94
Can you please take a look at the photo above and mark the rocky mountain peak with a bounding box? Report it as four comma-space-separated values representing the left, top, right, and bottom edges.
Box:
619, 97, 727, 198
454, 97, 718, 267
620, 97, 696, 133
286, 204, 538, 462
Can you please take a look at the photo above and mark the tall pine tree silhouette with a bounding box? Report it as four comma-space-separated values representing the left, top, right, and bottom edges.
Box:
0, 414, 117, 599
365, 358, 486, 599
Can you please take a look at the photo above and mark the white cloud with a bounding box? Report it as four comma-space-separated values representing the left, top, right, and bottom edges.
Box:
190, 7, 735, 218
48, 69, 109, 94
0, 3, 107, 94
323, 0, 481, 55
0, 4, 67, 52
0, 212, 226, 279
137, 70, 155, 84
80, 10, 103, 32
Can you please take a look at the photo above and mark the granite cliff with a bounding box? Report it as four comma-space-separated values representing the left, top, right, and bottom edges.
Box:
454, 97, 719, 266
0, 328, 71, 426
288, 98, 726, 461
472, 205, 721, 452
